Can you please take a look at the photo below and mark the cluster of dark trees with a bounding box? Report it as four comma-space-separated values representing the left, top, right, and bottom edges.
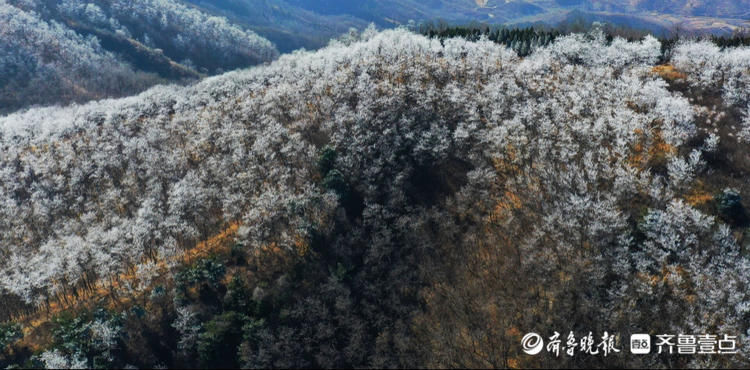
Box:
419, 23, 561, 56
419, 22, 750, 61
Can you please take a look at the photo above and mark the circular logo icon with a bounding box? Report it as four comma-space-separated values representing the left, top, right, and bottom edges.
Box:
522, 332, 544, 355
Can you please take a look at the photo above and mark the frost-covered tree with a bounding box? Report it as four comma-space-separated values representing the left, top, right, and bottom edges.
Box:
0, 1, 161, 113
0, 0, 278, 113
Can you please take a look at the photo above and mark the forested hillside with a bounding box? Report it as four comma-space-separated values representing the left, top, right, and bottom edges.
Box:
0, 0, 278, 114
1, 27, 750, 368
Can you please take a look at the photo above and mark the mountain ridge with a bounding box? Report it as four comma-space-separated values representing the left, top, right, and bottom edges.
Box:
181, 0, 750, 52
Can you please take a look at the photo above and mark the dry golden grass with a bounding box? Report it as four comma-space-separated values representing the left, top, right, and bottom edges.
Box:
12, 222, 241, 352
652, 65, 687, 81
686, 186, 714, 206
628, 127, 677, 172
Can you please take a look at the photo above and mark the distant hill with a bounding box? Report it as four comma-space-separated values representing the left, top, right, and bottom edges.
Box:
196, 0, 750, 53
184, 0, 555, 52
0, 0, 278, 113
185, 0, 367, 52
573, 0, 750, 19
518, 0, 750, 35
